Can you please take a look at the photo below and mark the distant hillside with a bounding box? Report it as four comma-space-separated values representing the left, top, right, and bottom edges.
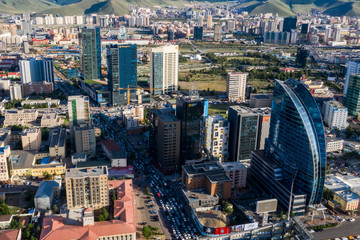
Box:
1, 0, 360, 16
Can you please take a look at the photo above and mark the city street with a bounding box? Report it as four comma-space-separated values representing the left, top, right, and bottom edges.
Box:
313, 218, 360, 239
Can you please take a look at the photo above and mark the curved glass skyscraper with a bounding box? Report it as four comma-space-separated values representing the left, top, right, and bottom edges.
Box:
265, 79, 326, 205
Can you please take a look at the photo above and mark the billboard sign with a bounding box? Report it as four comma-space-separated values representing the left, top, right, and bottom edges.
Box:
256, 199, 278, 214
244, 222, 259, 231
214, 227, 230, 235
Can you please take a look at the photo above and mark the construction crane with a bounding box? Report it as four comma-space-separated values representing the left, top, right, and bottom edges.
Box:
118, 85, 162, 105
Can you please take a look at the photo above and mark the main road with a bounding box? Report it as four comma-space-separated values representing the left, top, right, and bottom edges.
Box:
312, 218, 360, 239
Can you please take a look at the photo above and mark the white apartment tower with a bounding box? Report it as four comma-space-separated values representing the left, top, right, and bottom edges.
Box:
323, 101, 348, 130
68, 95, 91, 128
150, 45, 179, 95
9, 84, 22, 100
0, 145, 10, 181
227, 72, 248, 102
204, 115, 229, 162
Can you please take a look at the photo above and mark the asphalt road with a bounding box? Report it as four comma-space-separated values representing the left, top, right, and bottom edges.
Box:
313, 218, 360, 240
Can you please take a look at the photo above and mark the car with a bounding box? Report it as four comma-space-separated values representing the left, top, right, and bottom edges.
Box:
349, 218, 355, 222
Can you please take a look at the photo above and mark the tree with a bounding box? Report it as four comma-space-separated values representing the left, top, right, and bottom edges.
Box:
0, 200, 10, 215
52, 204, 59, 214
9, 218, 23, 229
345, 126, 354, 138
43, 171, 52, 180
145, 186, 151, 196
142, 225, 153, 239
98, 208, 109, 221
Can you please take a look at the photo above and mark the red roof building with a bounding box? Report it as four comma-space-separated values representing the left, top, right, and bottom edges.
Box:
0, 229, 21, 240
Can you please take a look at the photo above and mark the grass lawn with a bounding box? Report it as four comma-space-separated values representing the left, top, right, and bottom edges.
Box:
208, 103, 232, 117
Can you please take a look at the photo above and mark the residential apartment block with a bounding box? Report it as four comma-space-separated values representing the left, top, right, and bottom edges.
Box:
21, 128, 42, 151
65, 166, 109, 210
227, 72, 248, 102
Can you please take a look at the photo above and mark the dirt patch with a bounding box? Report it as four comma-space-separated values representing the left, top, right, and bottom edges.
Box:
196, 210, 228, 228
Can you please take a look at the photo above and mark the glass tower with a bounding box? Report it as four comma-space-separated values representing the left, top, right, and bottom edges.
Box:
265, 79, 326, 205
107, 44, 137, 106
80, 26, 101, 80
345, 74, 360, 116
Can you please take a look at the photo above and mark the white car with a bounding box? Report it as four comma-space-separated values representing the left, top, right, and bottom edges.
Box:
349, 218, 356, 222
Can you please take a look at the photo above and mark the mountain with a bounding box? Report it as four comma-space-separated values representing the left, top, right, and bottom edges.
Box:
0, 0, 360, 16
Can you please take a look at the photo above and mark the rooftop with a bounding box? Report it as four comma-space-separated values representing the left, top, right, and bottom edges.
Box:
220, 161, 247, 171
65, 166, 108, 179
229, 105, 271, 115
182, 188, 219, 201
328, 100, 347, 109
0, 229, 21, 240
49, 128, 66, 148
101, 139, 123, 152
35, 181, 60, 199
337, 191, 360, 201
10, 150, 35, 169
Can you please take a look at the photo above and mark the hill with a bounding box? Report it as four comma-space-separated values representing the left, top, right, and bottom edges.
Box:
1, 0, 360, 17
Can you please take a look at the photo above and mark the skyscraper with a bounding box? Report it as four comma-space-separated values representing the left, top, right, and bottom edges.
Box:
68, 95, 91, 128
343, 61, 360, 94
227, 72, 248, 102
20, 58, 54, 83
193, 26, 203, 41
149, 108, 181, 174
176, 95, 205, 162
214, 24, 222, 41
228, 106, 259, 161
282, 16, 297, 32
80, 26, 101, 80
250, 79, 326, 214
345, 74, 360, 116
150, 45, 179, 95
207, 15, 212, 28
107, 44, 137, 106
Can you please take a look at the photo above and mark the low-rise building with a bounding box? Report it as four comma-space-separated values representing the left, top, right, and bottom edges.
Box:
333, 191, 360, 212
0, 215, 13, 229
21, 98, 60, 108
124, 116, 139, 129
31, 158, 66, 177
326, 137, 344, 152
41, 113, 63, 128
182, 188, 219, 209
0, 229, 22, 240
182, 162, 232, 200
34, 180, 61, 210
101, 139, 127, 167
49, 128, 66, 159
220, 161, 247, 189
3, 109, 38, 127
9, 150, 35, 177
21, 128, 42, 151
71, 152, 87, 165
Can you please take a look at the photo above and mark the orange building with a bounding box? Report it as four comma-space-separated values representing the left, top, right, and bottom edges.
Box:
182, 162, 232, 200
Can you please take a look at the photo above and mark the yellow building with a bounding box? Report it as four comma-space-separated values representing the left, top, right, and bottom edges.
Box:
333, 191, 360, 212
31, 164, 66, 177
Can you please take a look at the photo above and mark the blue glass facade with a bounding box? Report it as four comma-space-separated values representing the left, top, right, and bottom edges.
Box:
107, 44, 137, 105
265, 79, 326, 205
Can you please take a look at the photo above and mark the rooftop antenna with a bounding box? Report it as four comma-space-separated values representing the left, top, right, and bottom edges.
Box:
189, 82, 199, 98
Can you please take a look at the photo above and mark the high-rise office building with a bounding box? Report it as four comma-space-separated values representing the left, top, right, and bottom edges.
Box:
227, 20, 236, 32
256, 109, 271, 150
282, 16, 297, 32
20, 58, 54, 83
65, 166, 109, 210
68, 96, 91, 128
344, 61, 360, 94
149, 108, 181, 174
107, 44, 137, 106
197, 16, 204, 27
203, 115, 229, 162
193, 26, 203, 41
301, 23, 309, 34
150, 45, 179, 95
345, 74, 360, 116
227, 72, 248, 102
74, 125, 96, 156
80, 26, 101, 80
228, 106, 259, 161
214, 24, 222, 41
9, 84, 22, 100
250, 79, 326, 214
176, 95, 205, 162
